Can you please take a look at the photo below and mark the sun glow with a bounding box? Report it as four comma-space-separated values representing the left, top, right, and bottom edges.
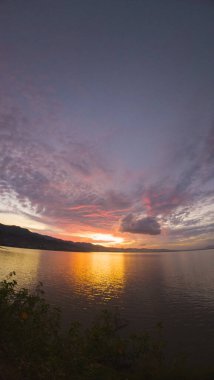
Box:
74, 232, 124, 246
68, 252, 125, 301
90, 233, 124, 244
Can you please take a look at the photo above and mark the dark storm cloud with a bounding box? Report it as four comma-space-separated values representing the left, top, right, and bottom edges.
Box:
120, 214, 161, 235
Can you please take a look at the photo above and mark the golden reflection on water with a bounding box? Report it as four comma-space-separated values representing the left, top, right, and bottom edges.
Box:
69, 252, 125, 301
0, 247, 41, 289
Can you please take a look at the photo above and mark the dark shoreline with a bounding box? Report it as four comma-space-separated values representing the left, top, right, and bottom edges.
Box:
1, 223, 213, 254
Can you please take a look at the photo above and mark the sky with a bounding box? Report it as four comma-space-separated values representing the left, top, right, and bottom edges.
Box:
0, 0, 214, 249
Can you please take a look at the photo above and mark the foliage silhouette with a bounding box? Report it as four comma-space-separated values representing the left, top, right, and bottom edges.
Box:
0, 273, 213, 380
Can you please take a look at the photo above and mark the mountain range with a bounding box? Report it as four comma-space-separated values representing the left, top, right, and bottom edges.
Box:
0, 223, 170, 252
0, 223, 213, 253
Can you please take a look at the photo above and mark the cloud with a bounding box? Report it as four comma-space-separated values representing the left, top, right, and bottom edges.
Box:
0, 101, 213, 247
120, 214, 161, 235
137, 123, 214, 223
97, 190, 131, 210
119, 124, 214, 244
0, 106, 133, 232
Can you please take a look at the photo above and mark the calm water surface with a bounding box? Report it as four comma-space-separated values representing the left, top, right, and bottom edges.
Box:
0, 247, 214, 367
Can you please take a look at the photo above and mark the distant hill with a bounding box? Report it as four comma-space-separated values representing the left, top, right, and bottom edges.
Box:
1, 223, 213, 253
0, 223, 100, 252
0, 223, 171, 253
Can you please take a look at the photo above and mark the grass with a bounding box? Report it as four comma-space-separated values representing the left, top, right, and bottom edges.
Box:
0, 272, 213, 380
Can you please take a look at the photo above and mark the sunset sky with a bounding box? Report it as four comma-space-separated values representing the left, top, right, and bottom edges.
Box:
0, 0, 214, 249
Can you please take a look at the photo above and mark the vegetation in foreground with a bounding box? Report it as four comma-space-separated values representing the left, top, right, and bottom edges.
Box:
0, 273, 213, 380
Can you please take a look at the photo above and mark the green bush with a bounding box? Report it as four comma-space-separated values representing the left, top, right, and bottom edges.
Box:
0, 272, 213, 380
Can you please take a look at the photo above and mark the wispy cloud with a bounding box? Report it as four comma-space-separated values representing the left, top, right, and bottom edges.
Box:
1, 103, 214, 248
118, 124, 214, 246
0, 106, 132, 235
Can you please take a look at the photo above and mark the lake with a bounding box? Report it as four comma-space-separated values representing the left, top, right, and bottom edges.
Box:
0, 246, 214, 368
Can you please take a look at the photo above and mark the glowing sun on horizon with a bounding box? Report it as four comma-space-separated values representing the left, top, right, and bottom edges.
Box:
75, 232, 124, 246
90, 233, 124, 244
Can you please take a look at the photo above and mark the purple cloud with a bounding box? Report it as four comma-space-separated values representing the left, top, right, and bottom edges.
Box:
120, 214, 161, 235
